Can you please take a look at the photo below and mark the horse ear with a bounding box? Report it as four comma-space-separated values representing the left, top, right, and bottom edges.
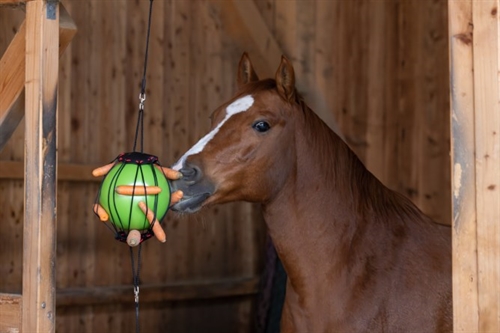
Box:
237, 52, 259, 88
275, 55, 296, 102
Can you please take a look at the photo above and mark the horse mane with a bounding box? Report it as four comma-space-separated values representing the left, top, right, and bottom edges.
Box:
296, 93, 429, 227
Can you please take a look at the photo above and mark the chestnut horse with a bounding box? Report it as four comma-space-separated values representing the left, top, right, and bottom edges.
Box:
170, 54, 452, 332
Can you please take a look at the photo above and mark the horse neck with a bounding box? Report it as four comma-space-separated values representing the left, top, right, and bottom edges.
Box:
262, 103, 402, 299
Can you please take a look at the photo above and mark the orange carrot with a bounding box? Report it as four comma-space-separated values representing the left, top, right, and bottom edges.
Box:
127, 230, 142, 247
93, 203, 109, 222
170, 190, 184, 205
154, 165, 182, 180
138, 201, 166, 243
92, 162, 115, 177
115, 185, 162, 196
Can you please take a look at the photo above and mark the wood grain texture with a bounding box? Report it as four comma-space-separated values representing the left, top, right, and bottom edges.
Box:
448, 0, 478, 331
0, 294, 22, 333
471, 1, 500, 331
0, 0, 450, 331
23, 1, 59, 332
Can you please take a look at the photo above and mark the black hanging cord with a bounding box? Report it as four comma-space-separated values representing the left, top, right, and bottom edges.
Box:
130, 244, 143, 333
130, 1, 155, 332
133, 0, 155, 153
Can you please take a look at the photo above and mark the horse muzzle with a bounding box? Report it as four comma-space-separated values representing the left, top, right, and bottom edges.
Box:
169, 162, 215, 213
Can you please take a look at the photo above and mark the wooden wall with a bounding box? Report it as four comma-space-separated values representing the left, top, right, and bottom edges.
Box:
449, 0, 500, 331
0, 0, 449, 332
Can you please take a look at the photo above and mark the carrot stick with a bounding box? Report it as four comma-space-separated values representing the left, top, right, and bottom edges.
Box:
115, 185, 162, 196
92, 162, 115, 177
170, 190, 184, 205
154, 165, 182, 180
138, 201, 166, 243
93, 203, 109, 222
127, 230, 142, 247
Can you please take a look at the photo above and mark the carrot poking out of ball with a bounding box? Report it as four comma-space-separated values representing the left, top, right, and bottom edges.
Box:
154, 165, 182, 180
170, 190, 184, 205
115, 185, 162, 196
138, 201, 166, 243
127, 230, 142, 247
92, 162, 115, 177
93, 203, 109, 221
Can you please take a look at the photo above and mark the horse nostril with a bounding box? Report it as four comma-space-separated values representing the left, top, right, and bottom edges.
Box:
180, 163, 202, 182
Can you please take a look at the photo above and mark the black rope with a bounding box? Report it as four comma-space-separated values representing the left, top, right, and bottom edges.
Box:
130, 2, 154, 333
133, 0, 155, 153
140, 0, 154, 96
130, 244, 143, 333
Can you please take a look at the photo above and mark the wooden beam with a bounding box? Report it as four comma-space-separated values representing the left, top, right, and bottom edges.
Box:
0, 0, 27, 5
56, 277, 260, 307
450, 0, 500, 331
0, 161, 101, 182
448, 0, 478, 331
0, 3, 76, 152
0, 20, 26, 151
23, 1, 59, 332
471, 1, 500, 331
0, 294, 22, 333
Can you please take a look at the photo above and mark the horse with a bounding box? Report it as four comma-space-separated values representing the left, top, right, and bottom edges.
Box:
169, 53, 452, 332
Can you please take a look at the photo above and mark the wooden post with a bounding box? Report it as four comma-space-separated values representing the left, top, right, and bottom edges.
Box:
23, 0, 59, 332
449, 0, 500, 331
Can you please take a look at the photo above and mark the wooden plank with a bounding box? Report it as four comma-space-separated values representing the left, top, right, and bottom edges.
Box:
0, 161, 101, 181
0, 0, 27, 5
0, 294, 22, 333
0, 20, 26, 151
472, 0, 500, 331
56, 277, 260, 306
23, 1, 59, 332
0, 4, 76, 152
448, 0, 478, 331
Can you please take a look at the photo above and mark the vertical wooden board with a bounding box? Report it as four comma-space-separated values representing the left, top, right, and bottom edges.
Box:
0, 180, 23, 293
412, 0, 451, 224
472, 0, 500, 331
314, 0, 338, 132
96, 0, 126, 160
162, 0, 193, 286
392, 0, 419, 207
448, 0, 478, 330
55, 3, 98, 331
364, 0, 392, 181
124, 0, 148, 152
23, 1, 59, 332
334, 1, 370, 161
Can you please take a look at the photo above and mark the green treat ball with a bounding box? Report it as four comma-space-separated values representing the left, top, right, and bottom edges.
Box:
99, 162, 171, 231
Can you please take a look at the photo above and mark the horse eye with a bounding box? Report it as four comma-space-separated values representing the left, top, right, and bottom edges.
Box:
252, 120, 271, 133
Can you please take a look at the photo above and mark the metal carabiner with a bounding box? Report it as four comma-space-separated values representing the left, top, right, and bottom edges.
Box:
139, 93, 146, 111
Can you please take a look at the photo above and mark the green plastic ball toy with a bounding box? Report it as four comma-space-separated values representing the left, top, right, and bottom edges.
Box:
98, 152, 171, 231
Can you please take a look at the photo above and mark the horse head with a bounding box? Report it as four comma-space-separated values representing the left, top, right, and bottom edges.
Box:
170, 53, 301, 213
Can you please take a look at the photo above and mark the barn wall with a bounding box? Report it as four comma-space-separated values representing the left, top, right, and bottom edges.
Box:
0, 0, 450, 332
250, 0, 450, 225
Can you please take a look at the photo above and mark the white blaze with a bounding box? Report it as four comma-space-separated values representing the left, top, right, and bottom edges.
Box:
172, 95, 254, 171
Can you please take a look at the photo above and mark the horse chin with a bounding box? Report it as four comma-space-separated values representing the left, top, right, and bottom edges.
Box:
170, 193, 211, 213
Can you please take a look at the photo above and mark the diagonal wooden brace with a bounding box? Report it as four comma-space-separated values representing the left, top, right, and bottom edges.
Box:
0, 4, 76, 152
